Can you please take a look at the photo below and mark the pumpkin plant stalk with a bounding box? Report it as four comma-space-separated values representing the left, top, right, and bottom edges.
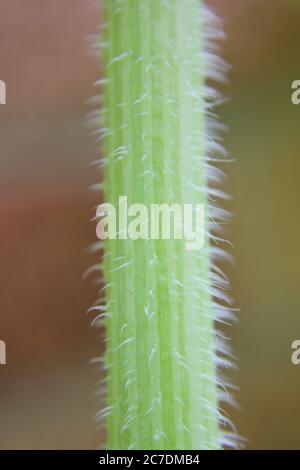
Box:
96, 0, 235, 450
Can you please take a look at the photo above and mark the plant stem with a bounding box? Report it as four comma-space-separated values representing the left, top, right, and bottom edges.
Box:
100, 0, 226, 450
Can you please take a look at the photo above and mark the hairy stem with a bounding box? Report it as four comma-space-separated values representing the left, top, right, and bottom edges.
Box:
100, 0, 225, 450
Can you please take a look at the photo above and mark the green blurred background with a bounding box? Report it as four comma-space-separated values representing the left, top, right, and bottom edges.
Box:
0, 0, 299, 449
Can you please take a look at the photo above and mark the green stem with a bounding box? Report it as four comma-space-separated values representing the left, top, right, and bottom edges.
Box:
100, 0, 226, 450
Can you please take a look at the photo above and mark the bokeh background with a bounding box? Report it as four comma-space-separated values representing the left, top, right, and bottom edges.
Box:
0, 0, 299, 449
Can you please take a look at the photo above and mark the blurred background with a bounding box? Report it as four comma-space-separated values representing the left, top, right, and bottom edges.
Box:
0, 0, 299, 449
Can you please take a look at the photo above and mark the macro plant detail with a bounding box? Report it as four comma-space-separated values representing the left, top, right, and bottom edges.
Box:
92, 0, 236, 450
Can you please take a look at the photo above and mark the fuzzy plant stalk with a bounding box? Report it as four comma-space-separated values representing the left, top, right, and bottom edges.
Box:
96, 0, 234, 450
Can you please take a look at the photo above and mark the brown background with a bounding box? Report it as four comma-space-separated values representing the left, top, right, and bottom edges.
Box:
0, 0, 300, 449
